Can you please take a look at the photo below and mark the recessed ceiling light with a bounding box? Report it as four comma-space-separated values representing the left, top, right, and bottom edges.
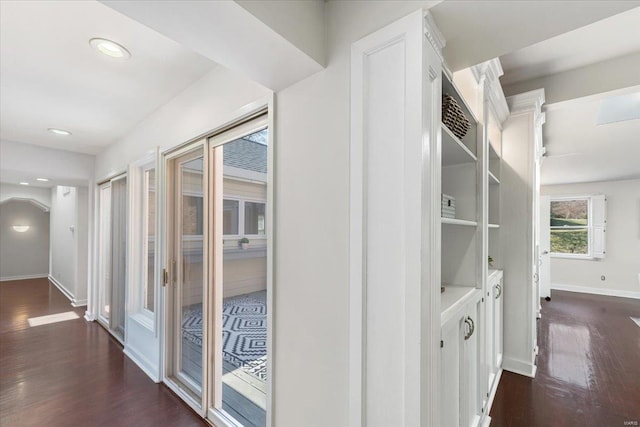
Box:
36, 178, 49, 182
48, 128, 72, 136
20, 182, 29, 186
89, 38, 131, 59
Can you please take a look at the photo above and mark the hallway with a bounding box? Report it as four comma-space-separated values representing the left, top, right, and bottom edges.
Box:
0, 278, 207, 427
490, 290, 640, 426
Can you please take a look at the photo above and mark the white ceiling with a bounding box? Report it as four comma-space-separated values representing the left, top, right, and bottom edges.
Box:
500, 7, 640, 86
541, 89, 640, 185
497, 7, 640, 185
0, 0, 214, 155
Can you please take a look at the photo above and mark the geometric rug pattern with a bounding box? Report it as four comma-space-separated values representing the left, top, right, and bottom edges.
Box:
182, 293, 267, 382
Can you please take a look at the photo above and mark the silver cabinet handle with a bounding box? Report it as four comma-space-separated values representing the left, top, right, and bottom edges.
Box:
495, 284, 502, 299
464, 316, 475, 340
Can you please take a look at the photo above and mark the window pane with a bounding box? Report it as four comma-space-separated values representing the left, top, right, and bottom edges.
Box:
223, 199, 239, 235
551, 229, 588, 254
245, 202, 266, 235
145, 169, 155, 312
183, 195, 203, 235
550, 199, 588, 226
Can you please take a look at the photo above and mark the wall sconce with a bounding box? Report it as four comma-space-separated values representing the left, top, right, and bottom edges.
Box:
12, 225, 30, 233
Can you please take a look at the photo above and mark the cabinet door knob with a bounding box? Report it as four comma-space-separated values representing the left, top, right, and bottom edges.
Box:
495, 284, 502, 299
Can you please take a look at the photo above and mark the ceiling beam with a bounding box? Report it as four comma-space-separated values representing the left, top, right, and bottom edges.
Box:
101, 0, 325, 91
502, 51, 640, 105
431, 0, 640, 72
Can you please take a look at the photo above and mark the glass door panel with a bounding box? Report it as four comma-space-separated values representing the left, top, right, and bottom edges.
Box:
209, 118, 269, 427
98, 183, 112, 324
168, 146, 206, 405
110, 176, 127, 341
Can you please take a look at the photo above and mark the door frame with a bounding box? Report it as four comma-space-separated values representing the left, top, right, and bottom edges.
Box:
160, 96, 275, 426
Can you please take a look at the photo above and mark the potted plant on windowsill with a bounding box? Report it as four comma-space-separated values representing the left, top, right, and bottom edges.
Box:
239, 237, 250, 250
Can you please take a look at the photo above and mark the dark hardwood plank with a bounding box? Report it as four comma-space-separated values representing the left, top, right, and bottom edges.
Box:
491, 290, 640, 426
0, 278, 208, 427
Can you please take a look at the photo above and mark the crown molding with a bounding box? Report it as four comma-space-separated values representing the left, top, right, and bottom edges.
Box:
424, 12, 446, 62
472, 58, 510, 125
507, 88, 546, 115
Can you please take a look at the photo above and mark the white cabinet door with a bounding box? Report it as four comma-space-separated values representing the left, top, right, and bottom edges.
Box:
440, 312, 464, 427
462, 297, 482, 427
494, 276, 504, 370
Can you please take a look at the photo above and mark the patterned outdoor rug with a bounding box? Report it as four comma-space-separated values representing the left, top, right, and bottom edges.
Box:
182, 293, 267, 382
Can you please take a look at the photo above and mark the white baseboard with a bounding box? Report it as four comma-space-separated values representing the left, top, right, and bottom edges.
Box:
71, 299, 88, 307
123, 345, 161, 383
486, 368, 502, 414
48, 275, 74, 302
551, 283, 640, 300
502, 356, 536, 378
84, 311, 96, 321
0, 274, 48, 282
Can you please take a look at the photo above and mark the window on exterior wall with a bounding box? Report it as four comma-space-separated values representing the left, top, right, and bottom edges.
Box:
223, 199, 239, 235
550, 195, 606, 259
245, 201, 266, 235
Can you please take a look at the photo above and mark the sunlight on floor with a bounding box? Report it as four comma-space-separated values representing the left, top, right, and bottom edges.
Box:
28, 311, 79, 327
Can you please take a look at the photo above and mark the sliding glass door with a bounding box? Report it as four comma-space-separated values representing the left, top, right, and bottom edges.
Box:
164, 113, 270, 426
208, 115, 269, 427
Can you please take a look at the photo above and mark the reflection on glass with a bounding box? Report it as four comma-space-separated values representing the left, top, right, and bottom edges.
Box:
223, 199, 239, 235
220, 128, 268, 426
180, 156, 204, 394
145, 169, 156, 312
244, 202, 266, 235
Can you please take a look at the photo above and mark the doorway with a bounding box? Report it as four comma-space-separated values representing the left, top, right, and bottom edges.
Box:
165, 113, 270, 427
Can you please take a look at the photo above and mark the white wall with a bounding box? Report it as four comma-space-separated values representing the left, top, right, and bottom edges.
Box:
95, 67, 269, 179
542, 178, 640, 298
0, 200, 50, 280
0, 140, 95, 187
273, 2, 439, 425
0, 182, 51, 209
49, 185, 88, 305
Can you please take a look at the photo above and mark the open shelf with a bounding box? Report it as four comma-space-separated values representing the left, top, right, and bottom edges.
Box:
488, 171, 500, 185
442, 124, 477, 166
442, 217, 478, 227
441, 286, 478, 326
442, 72, 480, 125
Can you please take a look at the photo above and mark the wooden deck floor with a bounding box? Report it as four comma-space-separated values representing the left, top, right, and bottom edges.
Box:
490, 290, 640, 426
0, 278, 207, 427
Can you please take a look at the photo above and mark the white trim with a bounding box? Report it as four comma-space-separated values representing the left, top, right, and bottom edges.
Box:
0, 274, 48, 282
486, 368, 502, 418
48, 274, 74, 302
124, 345, 161, 383
0, 197, 50, 212
507, 89, 545, 115
502, 356, 537, 378
551, 283, 640, 300
71, 299, 88, 307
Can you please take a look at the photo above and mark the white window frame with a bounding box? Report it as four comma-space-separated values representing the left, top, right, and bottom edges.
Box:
128, 152, 158, 332
221, 196, 267, 241
549, 194, 605, 260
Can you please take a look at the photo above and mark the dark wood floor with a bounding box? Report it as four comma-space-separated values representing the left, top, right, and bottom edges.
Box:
0, 278, 208, 427
491, 290, 640, 427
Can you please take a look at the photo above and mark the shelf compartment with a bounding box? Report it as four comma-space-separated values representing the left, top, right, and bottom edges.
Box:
442, 72, 480, 125
442, 217, 478, 227
442, 124, 477, 166
488, 171, 500, 185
